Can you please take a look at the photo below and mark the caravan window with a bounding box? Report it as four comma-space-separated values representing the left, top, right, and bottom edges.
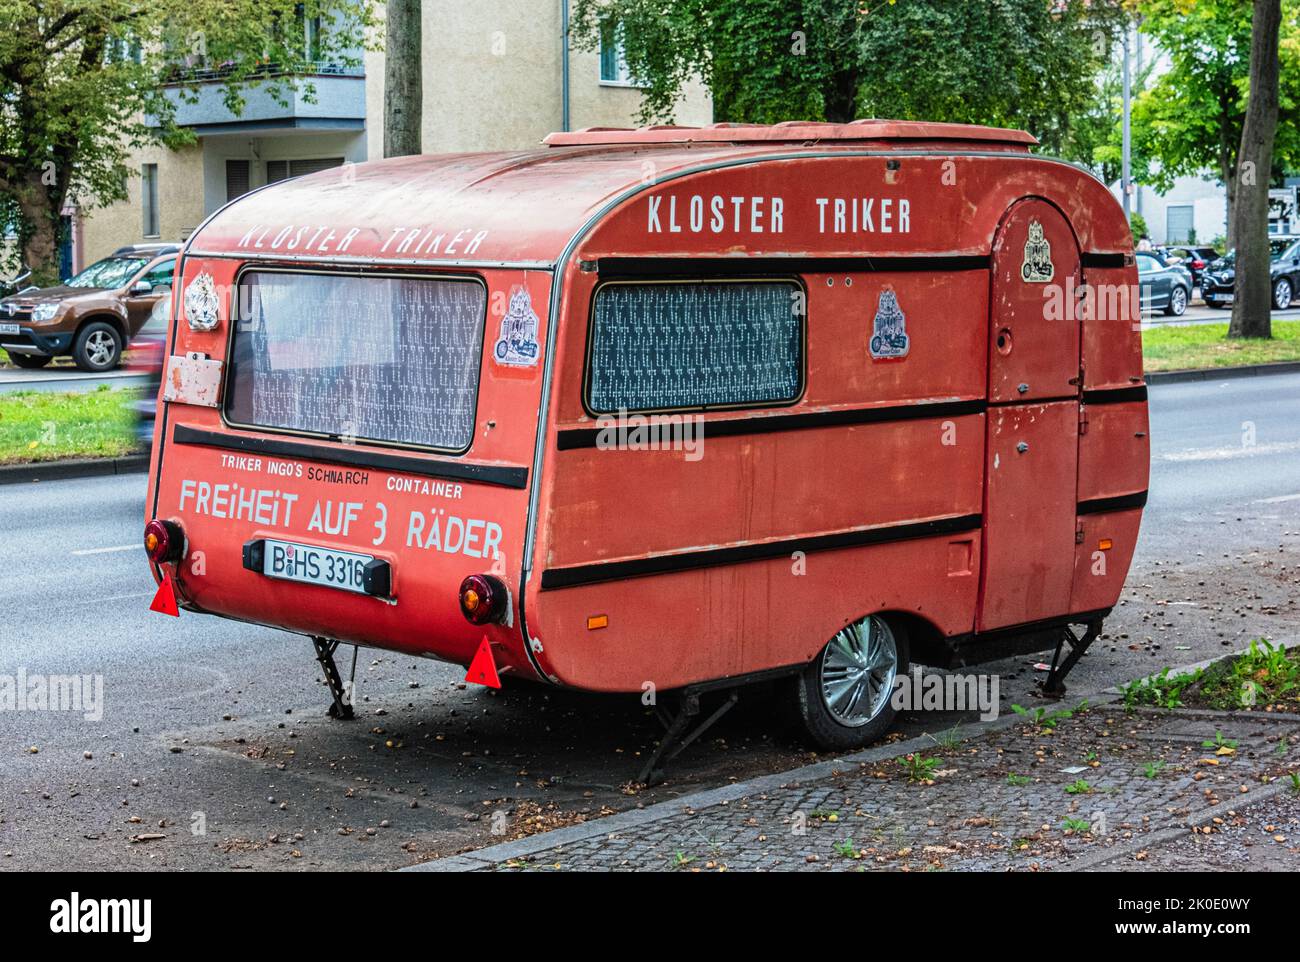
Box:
586, 280, 803, 414
225, 271, 487, 453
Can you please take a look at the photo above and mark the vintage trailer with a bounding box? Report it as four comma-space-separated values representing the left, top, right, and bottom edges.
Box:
144, 120, 1149, 769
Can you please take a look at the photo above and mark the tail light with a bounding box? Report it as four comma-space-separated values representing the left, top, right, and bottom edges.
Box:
1192, 259, 1205, 269
144, 519, 184, 564
458, 574, 507, 625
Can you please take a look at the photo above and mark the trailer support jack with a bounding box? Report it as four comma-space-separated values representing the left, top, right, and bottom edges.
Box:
312, 637, 357, 720
1043, 619, 1102, 695
638, 688, 740, 786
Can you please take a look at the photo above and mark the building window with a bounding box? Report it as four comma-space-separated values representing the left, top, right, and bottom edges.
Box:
1165, 205, 1194, 245
587, 280, 804, 414
265, 157, 346, 184
226, 160, 251, 202
141, 164, 160, 238
599, 21, 634, 85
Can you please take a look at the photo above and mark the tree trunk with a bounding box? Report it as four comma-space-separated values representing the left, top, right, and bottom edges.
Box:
823, 67, 860, 124
384, 0, 422, 158
13, 172, 60, 286
1229, 0, 1281, 340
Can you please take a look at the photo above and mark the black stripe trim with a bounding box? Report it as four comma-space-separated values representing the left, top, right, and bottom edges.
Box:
172, 425, 530, 490
1081, 252, 1129, 269
557, 399, 986, 450
540, 513, 982, 590
1078, 491, 1148, 515
1082, 385, 1148, 405
595, 255, 989, 278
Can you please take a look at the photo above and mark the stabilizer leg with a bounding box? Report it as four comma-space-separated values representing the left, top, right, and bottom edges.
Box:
312, 636, 356, 720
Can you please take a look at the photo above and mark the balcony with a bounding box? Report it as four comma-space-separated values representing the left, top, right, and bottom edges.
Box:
152, 63, 365, 135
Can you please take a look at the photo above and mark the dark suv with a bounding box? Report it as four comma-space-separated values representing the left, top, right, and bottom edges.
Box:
0, 243, 180, 371
1201, 236, 1300, 310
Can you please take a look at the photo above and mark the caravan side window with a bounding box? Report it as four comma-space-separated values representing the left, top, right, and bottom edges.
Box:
586, 280, 804, 414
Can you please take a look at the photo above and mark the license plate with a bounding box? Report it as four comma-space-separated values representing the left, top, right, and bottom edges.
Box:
261, 539, 373, 594
0, 323, 19, 335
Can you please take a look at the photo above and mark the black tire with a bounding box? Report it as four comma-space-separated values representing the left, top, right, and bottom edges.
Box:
72, 321, 122, 372
790, 614, 909, 752
1163, 285, 1189, 317
7, 352, 51, 369
1272, 278, 1294, 311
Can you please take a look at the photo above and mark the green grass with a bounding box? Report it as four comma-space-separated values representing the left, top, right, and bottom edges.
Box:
1142, 320, 1300, 372
0, 387, 140, 464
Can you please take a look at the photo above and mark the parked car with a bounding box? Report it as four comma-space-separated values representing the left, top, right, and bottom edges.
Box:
1201, 236, 1300, 309
1157, 245, 1220, 287
0, 242, 180, 371
0, 265, 33, 299
129, 293, 170, 446
1136, 250, 1193, 316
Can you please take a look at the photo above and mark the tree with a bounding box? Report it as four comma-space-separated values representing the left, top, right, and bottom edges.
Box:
1133, 0, 1300, 247
383, 0, 420, 157
0, 1, 375, 283
1230, 0, 1282, 339
570, 0, 1128, 158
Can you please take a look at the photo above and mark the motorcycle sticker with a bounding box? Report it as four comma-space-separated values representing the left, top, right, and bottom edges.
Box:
1021, 219, 1055, 283
184, 271, 221, 331
869, 289, 910, 359
493, 287, 540, 367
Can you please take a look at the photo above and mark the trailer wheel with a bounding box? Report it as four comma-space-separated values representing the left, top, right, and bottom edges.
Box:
792, 614, 907, 751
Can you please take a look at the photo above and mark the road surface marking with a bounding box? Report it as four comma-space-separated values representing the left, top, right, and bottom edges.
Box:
1255, 492, 1300, 504
1158, 440, 1300, 463
72, 544, 141, 556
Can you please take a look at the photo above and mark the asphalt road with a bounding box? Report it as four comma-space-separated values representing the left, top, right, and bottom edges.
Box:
1, 371, 1297, 870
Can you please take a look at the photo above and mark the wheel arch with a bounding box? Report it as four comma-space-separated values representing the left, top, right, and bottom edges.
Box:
76, 312, 128, 344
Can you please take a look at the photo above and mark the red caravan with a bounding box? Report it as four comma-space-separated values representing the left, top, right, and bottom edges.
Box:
144, 119, 1149, 758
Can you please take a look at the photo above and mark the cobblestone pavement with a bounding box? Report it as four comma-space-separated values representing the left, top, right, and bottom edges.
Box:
438, 705, 1300, 872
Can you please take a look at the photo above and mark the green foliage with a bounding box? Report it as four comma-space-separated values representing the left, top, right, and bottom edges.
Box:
571, 0, 1127, 161
1120, 666, 1203, 710
1061, 817, 1091, 833
1133, 0, 1300, 194
899, 753, 942, 783
0, 0, 377, 276
1198, 639, 1299, 710
1065, 778, 1094, 795
1129, 211, 1150, 245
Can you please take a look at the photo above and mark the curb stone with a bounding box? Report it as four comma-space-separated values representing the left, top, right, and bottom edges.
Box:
1145, 360, 1300, 385
0, 453, 148, 485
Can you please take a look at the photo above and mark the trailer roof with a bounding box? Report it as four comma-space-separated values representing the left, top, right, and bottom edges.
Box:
543, 120, 1038, 148
185, 122, 1127, 268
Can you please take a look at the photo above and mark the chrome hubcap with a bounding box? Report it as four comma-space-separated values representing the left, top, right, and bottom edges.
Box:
86, 330, 116, 366
819, 615, 899, 727
1172, 288, 1186, 312
1277, 282, 1292, 309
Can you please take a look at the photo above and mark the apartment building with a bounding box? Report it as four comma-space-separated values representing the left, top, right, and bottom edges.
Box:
77, 1, 712, 269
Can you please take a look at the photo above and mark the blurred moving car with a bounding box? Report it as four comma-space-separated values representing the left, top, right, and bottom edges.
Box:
1136, 250, 1194, 316
0, 242, 179, 371
129, 293, 170, 446
1157, 245, 1221, 288
1201, 236, 1300, 310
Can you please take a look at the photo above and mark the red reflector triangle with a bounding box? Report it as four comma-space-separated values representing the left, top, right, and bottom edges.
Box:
464, 636, 500, 689
149, 571, 179, 617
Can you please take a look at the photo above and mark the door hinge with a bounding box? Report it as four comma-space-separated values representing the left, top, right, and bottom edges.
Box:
1075, 526, 1085, 545
1078, 405, 1089, 436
